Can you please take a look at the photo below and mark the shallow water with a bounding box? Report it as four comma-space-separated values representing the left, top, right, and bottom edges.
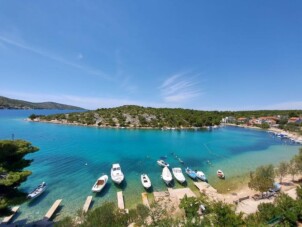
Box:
0, 110, 300, 223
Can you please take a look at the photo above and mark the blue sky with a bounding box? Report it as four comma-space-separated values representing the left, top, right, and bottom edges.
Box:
0, 0, 301, 110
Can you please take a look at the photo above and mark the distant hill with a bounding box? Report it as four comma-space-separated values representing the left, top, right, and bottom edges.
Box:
0, 96, 85, 110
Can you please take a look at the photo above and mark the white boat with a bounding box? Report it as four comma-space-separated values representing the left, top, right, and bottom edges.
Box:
157, 159, 169, 167
172, 168, 186, 184
141, 174, 152, 189
92, 175, 108, 192
111, 163, 124, 184
162, 166, 173, 185
27, 182, 47, 199
195, 171, 207, 182
217, 169, 225, 179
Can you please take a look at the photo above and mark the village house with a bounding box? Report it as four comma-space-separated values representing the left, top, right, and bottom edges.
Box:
288, 117, 302, 124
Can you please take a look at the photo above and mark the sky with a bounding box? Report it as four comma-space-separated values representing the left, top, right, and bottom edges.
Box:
0, 0, 301, 110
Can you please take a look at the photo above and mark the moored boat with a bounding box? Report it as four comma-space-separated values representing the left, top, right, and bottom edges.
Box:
195, 170, 207, 182
92, 175, 108, 192
27, 182, 47, 199
162, 166, 173, 185
217, 169, 225, 179
157, 159, 169, 167
141, 174, 152, 189
172, 167, 186, 184
111, 163, 124, 184
185, 167, 197, 180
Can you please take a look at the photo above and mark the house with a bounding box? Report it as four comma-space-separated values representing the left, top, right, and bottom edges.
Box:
288, 117, 302, 124
237, 117, 248, 123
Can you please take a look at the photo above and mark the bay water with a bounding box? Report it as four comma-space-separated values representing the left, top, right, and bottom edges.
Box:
0, 110, 300, 223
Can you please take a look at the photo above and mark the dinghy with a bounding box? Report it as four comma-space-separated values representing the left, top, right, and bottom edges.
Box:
217, 169, 225, 179
185, 167, 197, 180
195, 170, 207, 182
162, 166, 172, 185
172, 167, 186, 184
157, 159, 169, 167
92, 175, 108, 192
111, 163, 124, 184
141, 174, 152, 189
27, 182, 47, 199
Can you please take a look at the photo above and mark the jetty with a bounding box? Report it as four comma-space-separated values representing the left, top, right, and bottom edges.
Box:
1, 206, 19, 224
194, 182, 223, 201
82, 196, 93, 213
141, 192, 150, 208
44, 199, 62, 220
117, 191, 125, 209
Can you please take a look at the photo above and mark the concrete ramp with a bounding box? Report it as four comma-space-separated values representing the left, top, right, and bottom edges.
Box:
44, 199, 62, 220
1, 206, 19, 224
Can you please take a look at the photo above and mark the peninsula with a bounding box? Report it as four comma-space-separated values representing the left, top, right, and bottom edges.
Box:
0, 96, 85, 110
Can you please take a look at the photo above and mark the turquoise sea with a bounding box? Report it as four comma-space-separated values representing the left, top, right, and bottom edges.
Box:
0, 110, 301, 224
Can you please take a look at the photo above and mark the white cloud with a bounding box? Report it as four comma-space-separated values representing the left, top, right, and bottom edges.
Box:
0, 35, 111, 81
160, 72, 202, 103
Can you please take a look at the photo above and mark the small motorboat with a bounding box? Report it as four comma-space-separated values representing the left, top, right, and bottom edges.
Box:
185, 167, 197, 180
141, 174, 152, 189
27, 182, 47, 199
162, 166, 173, 185
172, 167, 186, 184
195, 170, 207, 182
92, 175, 108, 192
157, 159, 169, 167
217, 169, 225, 179
111, 163, 124, 184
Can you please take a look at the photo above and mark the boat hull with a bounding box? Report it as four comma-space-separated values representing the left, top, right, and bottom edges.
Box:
141, 174, 152, 189
162, 167, 172, 185
92, 175, 108, 192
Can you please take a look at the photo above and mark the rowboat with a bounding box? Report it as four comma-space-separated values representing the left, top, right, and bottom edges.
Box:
141, 174, 152, 189
27, 182, 47, 199
217, 169, 225, 179
157, 159, 169, 167
92, 175, 108, 192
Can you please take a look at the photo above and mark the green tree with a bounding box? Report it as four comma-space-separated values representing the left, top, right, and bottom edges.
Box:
276, 161, 289, 183
248, 164, 275, 194
288, 158, 299, 181
210, 201, 244, 227
0, 140, 39, 216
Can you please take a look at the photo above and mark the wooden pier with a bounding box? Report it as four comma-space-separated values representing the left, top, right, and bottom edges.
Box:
141, 192, 150, 208
82, 196, 93, 213
117, 191, 125, 209
1, 206, 19, 224
44, 199, 62, 220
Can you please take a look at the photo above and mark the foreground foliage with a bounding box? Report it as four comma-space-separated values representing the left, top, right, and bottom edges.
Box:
0, 139, 39, 216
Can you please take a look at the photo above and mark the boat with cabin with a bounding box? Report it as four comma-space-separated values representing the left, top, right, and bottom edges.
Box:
172, 167, 186, 184
111, 163, 124, 184
141, 174, 152, 189
162, 166, 173, 185
195, 170, 207, 182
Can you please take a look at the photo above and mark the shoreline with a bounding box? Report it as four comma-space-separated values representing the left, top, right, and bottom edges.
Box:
226, 123, 302, 144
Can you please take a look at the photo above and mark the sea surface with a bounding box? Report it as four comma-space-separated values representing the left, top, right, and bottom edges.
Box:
0, 109, 300, 224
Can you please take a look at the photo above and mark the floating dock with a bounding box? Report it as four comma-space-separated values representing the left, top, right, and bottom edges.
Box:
141, 192, 150, 208
117, 191, 125, 209
82, 196, 93, 213
1, 206, 19, 224
44, 199, 62, 220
